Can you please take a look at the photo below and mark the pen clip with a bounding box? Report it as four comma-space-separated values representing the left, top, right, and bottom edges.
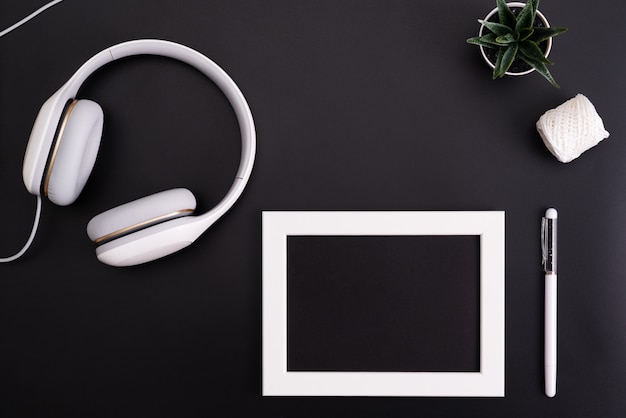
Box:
541, 215, 557, 274
541, 217, 547, 268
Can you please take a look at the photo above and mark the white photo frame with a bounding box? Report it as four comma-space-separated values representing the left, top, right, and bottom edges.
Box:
262, 211, 505, 397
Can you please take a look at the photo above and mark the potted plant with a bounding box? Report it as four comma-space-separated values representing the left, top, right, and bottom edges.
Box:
466, 0, 567, 87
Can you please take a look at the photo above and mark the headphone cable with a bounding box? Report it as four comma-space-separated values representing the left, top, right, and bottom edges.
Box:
0, 0, 66, 38
0, 1, 61, 261
0, 195, 42, 263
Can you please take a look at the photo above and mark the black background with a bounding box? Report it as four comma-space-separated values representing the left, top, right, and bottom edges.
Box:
1, 1, 625, 417
287, 236, 480, 373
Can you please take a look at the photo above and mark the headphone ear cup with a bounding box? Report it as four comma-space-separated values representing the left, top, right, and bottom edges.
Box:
46, 100, 103, 206
87, 188, 197, 246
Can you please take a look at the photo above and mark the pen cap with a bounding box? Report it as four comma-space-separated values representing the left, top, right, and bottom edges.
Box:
542, 209, 557, 274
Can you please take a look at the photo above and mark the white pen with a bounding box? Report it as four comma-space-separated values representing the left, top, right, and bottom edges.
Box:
541, 208, 558, 397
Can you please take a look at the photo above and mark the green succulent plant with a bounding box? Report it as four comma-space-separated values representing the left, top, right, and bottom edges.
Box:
466, 0, 567, 88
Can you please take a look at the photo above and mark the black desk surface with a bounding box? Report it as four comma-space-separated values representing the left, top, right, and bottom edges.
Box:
1, 1, 625, 416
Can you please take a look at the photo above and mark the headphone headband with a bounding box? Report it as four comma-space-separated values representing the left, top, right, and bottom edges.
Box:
23, 39, 256, 228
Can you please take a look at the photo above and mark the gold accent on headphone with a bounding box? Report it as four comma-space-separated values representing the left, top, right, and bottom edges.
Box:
43, 99, 78, 196
93, 209, 195, 245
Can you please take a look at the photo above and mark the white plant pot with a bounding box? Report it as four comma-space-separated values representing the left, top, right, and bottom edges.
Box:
478, 2, 552, 76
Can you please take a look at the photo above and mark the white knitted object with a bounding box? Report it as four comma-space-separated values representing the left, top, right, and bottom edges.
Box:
536, 94, 610, 163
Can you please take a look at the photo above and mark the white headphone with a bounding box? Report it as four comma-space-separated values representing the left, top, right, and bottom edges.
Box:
20, 39, 256, 267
